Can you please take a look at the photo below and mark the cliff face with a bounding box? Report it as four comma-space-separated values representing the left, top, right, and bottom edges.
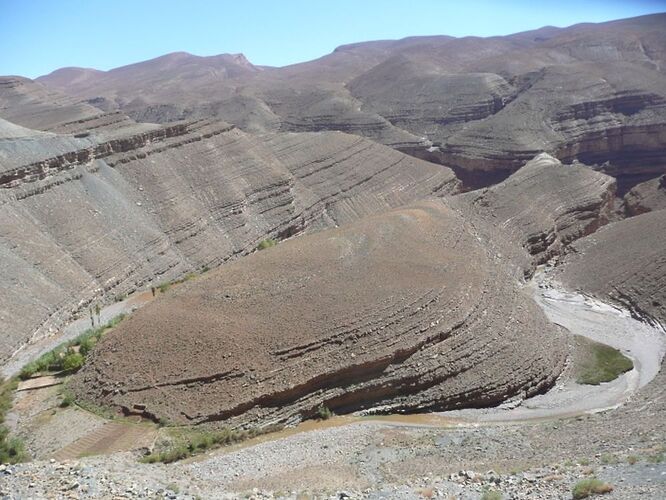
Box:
0, 116, 459, 365
621, 174, 666, 215
71, 200, 566, 427
450, 154, 616, 271
558, 209, 666, 327
35, 14, 666, 190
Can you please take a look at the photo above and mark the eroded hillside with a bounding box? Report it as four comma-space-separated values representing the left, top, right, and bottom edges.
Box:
37, 14, 666, 190
0, 82, 459, 364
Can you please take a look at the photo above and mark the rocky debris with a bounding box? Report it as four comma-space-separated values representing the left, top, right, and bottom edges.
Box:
0, 114, 458, 364
622, 175, 666, 216
558, 208, 666, 327
2, 420, 665, 500
71, 198, 566, 426
35, 14, 666, 190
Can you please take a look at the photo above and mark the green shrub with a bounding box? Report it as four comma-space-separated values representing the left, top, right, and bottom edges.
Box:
158, 282, 171, 293
257, 238, 277, 250
626, 455, 638, 465
62, 352, 85, 372
0, 379, 28, 463
600, 453, 618, 465
316, 404, 333, 420
572, 478, 613, 499
59, 388, 75, 408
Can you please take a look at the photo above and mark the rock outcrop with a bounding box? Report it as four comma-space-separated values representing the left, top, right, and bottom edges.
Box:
558, 209, 666, 327
450, 154, 616, 270
622, 174, 666, 215
72, 199, 566, 427
0, 117, 459, 365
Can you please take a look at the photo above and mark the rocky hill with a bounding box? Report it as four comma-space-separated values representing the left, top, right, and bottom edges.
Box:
71, 199, 567, 426
68, 154, 617, 426
37, 14, 666, 190
0, 82, 459, 364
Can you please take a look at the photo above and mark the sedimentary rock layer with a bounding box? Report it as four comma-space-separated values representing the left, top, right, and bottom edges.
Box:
450, 154, 616, 269
0, 118, 459, 364
72, 199, 566, 427
622, 175, 666, 216
558, 209, 666, 326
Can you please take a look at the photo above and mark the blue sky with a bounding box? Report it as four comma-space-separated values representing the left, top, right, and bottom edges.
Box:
2, 0, 665, 78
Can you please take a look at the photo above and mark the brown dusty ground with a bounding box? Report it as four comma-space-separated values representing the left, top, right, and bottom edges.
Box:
72, 198, 566, 427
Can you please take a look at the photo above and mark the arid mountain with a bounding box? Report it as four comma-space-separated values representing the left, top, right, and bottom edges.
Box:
0, 76, 459, 364
70, 155, 616, 426
1, 12, 665, 441
38, 14, 666, 190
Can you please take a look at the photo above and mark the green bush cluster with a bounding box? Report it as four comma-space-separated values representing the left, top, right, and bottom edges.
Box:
572, 478, 613, 499
141, 427, 260, 464
0, 379, 28, 464
257, 238, 278, 250
316, 404, 334, 420
19, 314, 126, 380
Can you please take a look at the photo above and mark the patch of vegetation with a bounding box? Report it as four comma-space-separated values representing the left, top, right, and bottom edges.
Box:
166, 483, 180, 494
600, 453, 618, 465
0, 378, 28, 463
626, 455, 638, 465
574, 337, 633, 385
140, 427, 266, 464
19, 314, 126, 380
647, 451, 665, 463
158, 282, 171, 293
578, 458, 591, 466
316, 404, 333, 420
481, 489, 503, 500
572, 477, 613, 499
257, 238, 277, 250
59, 386, 75, 408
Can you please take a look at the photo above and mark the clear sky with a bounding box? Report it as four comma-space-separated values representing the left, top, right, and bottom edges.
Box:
2, 0, 665, 78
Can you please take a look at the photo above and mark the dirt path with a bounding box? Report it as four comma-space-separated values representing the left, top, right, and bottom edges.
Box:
1, 290, 153, 379
51, 421, 157, 461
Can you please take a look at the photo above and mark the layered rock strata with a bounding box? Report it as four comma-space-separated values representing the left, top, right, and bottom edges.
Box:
0, 118, 459, 364
558, 209, 666, 326
35, 14, 666, 190
449, 154, 616, 270
72, 200, 567, 427
622, 175, 666, 215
